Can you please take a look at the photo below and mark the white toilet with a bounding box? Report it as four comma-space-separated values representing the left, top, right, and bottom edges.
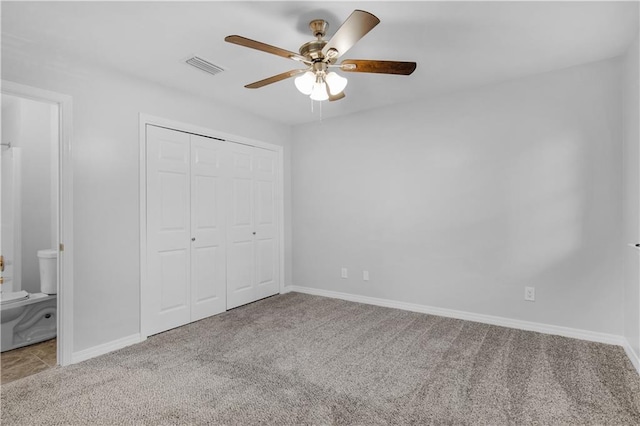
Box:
0, 249, 58, 352
37, 249, 57, 295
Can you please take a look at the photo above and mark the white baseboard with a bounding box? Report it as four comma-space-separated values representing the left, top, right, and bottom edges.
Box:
71, 333, 143, 364
623, 338, 640, 374
285, 285, 626, 347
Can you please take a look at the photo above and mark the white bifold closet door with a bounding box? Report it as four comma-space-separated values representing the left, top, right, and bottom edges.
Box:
227, 144, 279, 309
190, 135, 227, 321
146, 125, 279, 336
146, 125, 227, 335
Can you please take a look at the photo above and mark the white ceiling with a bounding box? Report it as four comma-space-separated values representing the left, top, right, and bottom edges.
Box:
2, 1, 638, 125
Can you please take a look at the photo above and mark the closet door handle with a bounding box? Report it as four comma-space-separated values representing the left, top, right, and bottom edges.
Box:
252, 232, 256, 235
191, 237, 196, 242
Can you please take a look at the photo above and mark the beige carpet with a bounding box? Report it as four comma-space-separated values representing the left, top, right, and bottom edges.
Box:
2, 292, 640, 425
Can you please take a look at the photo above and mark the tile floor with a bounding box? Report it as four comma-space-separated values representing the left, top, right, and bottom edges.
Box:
1, 339, 56, 384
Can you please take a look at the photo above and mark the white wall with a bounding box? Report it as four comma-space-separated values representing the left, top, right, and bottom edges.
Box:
292, 58, 624, 335
2, 52, 292, 353
1, 96, 22, 293
17, 98, 56, 294
623, 33, 640, 358
1, 96, 56, 294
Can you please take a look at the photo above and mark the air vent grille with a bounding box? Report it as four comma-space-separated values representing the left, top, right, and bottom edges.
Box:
185, 56, 225, 76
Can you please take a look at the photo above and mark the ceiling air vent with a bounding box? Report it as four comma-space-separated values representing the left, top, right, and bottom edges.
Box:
185, 56, 225, 76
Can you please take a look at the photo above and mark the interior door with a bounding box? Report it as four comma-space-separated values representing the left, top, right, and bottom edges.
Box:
253, 148, 279, 300
190, 135, 227, 321
226, 143, 256, 309
146, 125, 191, 335
226, 144, 279, 309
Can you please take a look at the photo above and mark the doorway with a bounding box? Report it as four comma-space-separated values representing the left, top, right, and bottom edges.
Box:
0, 81, 73, 368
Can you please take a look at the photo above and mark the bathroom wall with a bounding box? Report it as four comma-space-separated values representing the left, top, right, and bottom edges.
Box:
1, 95, 57, 294
1, 95, 21, 293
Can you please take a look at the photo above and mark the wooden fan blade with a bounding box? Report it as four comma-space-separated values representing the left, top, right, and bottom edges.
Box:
329, 91, 346, 102
321, 10, 380, 59
340, 60, 417, 75
245, 69, 308, 89
225, 35, 310, 63
325, 82, 346, 102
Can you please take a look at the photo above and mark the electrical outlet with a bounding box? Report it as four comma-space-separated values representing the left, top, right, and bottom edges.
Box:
525, 286, 535, 302
341, 268, 348, 279
363, 270, 369, 281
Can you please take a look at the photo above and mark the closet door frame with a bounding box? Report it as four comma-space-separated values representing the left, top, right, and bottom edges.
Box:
138, 114, 285, 340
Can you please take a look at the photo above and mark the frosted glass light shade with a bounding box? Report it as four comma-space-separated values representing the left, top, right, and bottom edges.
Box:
294, 72, 315, 95
310, 82, 329, 101
325, 72, 348, 95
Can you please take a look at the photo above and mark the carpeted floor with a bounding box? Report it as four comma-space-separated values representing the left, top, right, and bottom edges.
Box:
2, 292, 640, 425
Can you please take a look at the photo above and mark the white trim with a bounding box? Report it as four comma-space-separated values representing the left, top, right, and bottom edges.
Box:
277, 147, 285, 295
285, 286, 627, 347
138, 117, 148, 340
1, 81, 74, 367
139, 114, 285, 339
623, 338, 640, 374
71, 334, 143, 364
138, 114, 280, 151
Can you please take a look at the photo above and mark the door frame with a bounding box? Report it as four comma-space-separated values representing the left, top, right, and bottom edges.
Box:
138, 114, 285, 339
1, 80, 74, 366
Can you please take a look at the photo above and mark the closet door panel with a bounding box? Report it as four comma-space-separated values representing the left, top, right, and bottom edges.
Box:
190, 135, 227, 321
254, 149, 279, 299
256, 239, 275, 284
227, 144, 256, 309
159, 250, 189, 310
146, 125, 191, 335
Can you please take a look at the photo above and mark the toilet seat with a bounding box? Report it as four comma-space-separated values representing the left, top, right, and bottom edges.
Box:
0, 291, 29, 305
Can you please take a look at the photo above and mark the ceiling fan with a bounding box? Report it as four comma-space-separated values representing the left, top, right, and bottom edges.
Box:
224, 9, 417, 102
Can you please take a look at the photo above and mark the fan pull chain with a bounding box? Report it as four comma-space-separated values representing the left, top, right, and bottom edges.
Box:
309, 99, 323, 121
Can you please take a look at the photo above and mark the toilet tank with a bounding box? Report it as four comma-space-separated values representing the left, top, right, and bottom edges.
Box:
37, 249, 58, 295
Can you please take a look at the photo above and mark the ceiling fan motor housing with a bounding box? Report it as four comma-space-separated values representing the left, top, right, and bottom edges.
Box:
299, 19, 338, 63
299, 40, 328, 61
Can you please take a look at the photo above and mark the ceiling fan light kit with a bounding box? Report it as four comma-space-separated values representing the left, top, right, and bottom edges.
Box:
224, 10, 416, 102
295, 68, 348, 100
310, 81, 329, 101
294, 71, 315, 95
325, 72, 348, 95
